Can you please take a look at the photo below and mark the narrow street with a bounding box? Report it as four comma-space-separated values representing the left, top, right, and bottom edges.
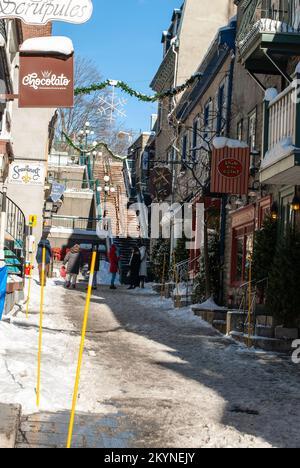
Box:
3, 278, 300, 448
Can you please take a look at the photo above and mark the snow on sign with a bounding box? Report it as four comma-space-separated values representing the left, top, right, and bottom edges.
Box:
19, 37, 74, 108
0, 0, 93, 25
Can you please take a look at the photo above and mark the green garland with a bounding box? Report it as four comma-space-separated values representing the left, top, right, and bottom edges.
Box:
63, 131, 128, 161
75, 73, 203, 102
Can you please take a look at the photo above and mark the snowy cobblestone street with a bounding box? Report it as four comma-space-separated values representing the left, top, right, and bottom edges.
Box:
1, 278, 300, 448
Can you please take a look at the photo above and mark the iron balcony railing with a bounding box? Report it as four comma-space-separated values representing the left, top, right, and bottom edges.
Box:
267, 84, 296, 151
0, 192, 26, 276
47, 177, 96, 191
48, 153, 80, 166
237, 0, 300, 46
51, 216, 98, 231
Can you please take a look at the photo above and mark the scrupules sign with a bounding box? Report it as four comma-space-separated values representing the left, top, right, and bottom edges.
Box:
0, 0, 93, 25
19, 36, 74, 108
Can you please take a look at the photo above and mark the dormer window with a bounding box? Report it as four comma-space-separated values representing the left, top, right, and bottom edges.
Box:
162, 31, 172, 56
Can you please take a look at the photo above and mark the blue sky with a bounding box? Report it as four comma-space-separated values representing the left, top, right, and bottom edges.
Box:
54, 0, 180, 134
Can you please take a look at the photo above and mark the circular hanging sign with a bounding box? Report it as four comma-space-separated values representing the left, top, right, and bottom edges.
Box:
218, 158, 243, 178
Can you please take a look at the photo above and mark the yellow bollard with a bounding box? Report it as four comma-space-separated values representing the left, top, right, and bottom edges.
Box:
36, 246, 46, 408
67, 249, 97, 449
26, 244, 35, 320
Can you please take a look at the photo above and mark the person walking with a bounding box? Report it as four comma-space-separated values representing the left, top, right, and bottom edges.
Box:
36, 237, 52, 286
108, 244, 119, 290
90, 245, 101, 290
139, 244, 148, 288
128, 246, 141, 290
63, 244, 82, 289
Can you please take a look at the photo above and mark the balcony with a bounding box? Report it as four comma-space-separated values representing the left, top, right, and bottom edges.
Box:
260, 80, 300, 185
237, 0, 300, 74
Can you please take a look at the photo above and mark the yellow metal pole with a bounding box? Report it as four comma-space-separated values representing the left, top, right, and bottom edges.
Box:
36, 246, 46, 408
67, 249, 97, 449
248, 257, 252, 347
26, 244, 35, 319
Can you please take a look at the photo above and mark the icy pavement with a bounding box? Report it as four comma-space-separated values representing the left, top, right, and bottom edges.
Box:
1, 279, 300, 447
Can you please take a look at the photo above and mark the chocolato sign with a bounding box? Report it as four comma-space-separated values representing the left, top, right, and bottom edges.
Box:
8, 162, 45, 186
218, 158, 243, 178
0, 0, 93, 25
19, 54, 74, 107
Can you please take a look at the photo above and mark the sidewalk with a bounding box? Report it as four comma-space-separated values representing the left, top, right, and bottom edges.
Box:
0, 403, 21, 448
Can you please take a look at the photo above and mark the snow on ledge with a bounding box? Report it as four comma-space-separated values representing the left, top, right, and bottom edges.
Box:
192, 297, 227, 311
261, 137, 298, 169
20, 36, 74, 56
265, 88, 278, 102
213, 137, 248, 150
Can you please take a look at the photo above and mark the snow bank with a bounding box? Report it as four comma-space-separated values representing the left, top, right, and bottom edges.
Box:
97, 261, 120, 286
20, 36, 74, 56
261, 137, 297, 169
213, 137, 248, 150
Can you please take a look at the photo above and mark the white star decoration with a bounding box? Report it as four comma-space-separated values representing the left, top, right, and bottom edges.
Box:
98, 88, 127, 122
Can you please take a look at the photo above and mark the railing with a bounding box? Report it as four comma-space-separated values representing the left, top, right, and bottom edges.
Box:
0, 192, 26, 275
48, 153, 80, 166
51, 216, 98, 231
47, 177, 95, 191
238, 0, 300, 45
268, 84, 296, 150
237, 277, 269, 334
175, 255, 201, 284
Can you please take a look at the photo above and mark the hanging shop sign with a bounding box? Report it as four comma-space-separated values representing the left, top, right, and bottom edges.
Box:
210, 146, 250, 195
50, 182, 65, 203
19, 53, 74, 108
149, 167, 172, 200
8, 162, 45, 186
0, 0, 93, 25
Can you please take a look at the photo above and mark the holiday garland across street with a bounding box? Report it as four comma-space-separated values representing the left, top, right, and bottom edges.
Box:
74, 73, 203, 101
63, 132, 128, 161
65, 72, 203, 158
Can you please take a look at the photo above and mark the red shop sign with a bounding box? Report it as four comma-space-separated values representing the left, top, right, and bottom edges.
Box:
218, 158, 243, 178
19, 54, 74, 108
210, 146, 250, 195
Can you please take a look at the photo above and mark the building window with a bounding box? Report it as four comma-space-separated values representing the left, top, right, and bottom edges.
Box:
248, 108, 257, 151
237, 119, 243, 141
217, 84, 226, 135
181, 134, 188, 170
192, 117, 199, 160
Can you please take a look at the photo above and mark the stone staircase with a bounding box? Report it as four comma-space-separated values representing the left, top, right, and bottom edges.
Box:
93, 158, 140, 238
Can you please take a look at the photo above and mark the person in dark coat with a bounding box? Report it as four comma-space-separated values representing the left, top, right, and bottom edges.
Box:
128, 246, 141, 290
63, 244, 82, 289
108, 244, 120, 290
36, 238, 52, 286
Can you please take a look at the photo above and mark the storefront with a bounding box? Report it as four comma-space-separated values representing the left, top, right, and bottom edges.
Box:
230, 196, 272, 288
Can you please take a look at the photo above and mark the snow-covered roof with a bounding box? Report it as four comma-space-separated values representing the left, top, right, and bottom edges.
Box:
20, 36, 74, 56
213, 137, 248, 150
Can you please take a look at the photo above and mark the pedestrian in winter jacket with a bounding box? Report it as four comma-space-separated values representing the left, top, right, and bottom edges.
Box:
139, 245, 148, 288
63, 244, 82, 289
128, 246, 141, 290
36, 238, 52, 286
108, 244, 120, 290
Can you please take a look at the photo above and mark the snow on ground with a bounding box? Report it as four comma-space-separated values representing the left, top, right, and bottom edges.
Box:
0, 277, 100, 415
